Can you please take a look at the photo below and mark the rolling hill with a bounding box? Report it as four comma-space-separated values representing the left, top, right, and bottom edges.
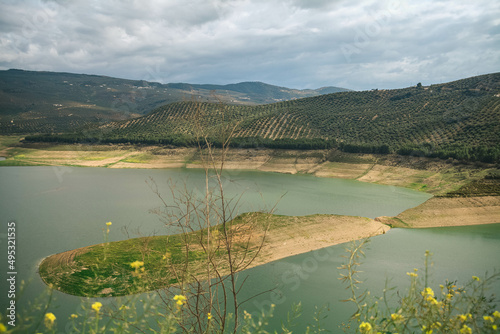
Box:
26, 73, 500, 162
0, 69, 349, 134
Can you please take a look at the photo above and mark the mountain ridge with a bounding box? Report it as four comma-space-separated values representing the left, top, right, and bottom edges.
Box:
0, 68, 349, 118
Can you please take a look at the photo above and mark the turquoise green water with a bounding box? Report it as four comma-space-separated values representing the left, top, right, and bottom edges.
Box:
240, 224, 500, 331
0, 166, 497, 332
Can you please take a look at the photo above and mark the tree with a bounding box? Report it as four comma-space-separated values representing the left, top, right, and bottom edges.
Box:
150, 98, 276, 333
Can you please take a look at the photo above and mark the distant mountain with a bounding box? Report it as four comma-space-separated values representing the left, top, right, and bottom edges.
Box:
26, 72, 500, 163
0, 69, 349, 134
169, 81, 350, 104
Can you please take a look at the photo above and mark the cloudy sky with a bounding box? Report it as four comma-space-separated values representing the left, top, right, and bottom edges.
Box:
1, 0, 499, 91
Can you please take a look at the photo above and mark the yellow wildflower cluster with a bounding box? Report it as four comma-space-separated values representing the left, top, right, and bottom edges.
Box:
484, 310, 500, 330
421, 326, 433, 334
391, 313, 404, 322
406, 268, 418, 278
0, 323, 6, 332
92, 301, 102, 313
359, 321, 373, 333
459, 324, 472, 334
44, 312, 56, 329
207, 312, 212, 320
173, 294, 187, 306
457, 314, 472, 323
422, 287, 434, 299
130, 261, 144, 269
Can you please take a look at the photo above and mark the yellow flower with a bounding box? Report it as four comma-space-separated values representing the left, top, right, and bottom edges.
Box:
44, 312, 56, 328
391, 313, 404, 322
173, 294, 187, 306
130, 261, 144, 269
0, 323, 7, 332
244, 310, 252, 320
494, 310, 500, 318
207, 312, 212, 320
70, 314, 78, 319
492, 324, 497, 330
422, 287, 434, 298
422, 325, 433, 334
457, 314, 468, 322
45, 312, 56, 323
484, 315, 495, 322
106, 221, 112, 226
92, 301, 102, 313
407, 272, 418, 277
359, 322, 373, 333
119, 305, 129, 311
460, 325, 472, 334
472, 276, 480, 281
431, 322, 441, 329
428, 297, 439, 305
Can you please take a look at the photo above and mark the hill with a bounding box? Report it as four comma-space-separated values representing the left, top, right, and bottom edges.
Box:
0, 69, 349, 134
25, 72, 500, 163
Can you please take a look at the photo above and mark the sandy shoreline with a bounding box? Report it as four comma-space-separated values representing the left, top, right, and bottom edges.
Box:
254, 214, 390, 266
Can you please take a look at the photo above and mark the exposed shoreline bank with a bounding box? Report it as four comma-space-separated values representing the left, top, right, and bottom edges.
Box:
1, 139, 497, 195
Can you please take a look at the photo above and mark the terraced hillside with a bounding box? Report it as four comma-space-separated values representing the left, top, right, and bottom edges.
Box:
26, 73, 500, 162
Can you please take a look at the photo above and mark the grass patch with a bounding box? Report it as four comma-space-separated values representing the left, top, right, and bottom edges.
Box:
408, 182, 428, 191
121, 152, 155, 163
0, 159, 41, 166
0, 135, 23, 152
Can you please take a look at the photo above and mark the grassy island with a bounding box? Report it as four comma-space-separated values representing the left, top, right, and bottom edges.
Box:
39, 212, 388, 297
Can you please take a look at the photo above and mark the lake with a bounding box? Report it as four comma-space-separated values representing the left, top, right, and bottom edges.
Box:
0, 166, 498, 332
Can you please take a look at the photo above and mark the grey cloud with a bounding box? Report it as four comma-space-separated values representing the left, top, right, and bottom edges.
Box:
0, 0, 498, 91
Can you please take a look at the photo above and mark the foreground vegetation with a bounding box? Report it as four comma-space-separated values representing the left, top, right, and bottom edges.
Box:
340, 242, 500, 334
6, 243, 500, 333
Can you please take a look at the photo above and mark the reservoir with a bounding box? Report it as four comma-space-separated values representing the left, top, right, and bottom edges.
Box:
0, 166, 497, 332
